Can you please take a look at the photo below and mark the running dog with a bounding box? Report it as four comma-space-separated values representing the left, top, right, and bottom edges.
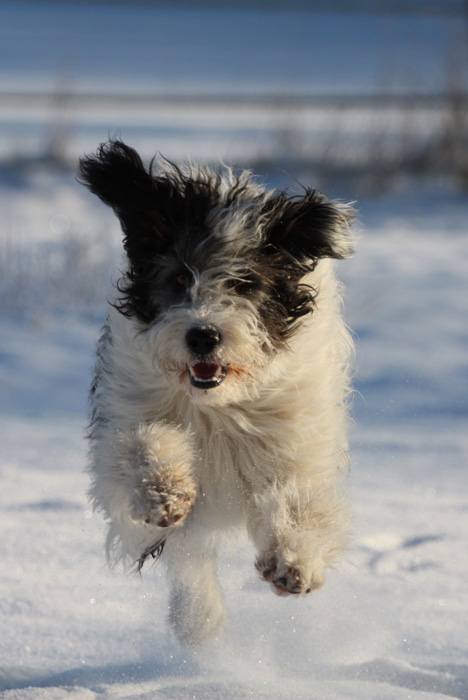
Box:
79, 140, 355, 647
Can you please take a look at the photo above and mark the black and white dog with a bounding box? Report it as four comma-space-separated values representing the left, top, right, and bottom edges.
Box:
79, 140, 355, 647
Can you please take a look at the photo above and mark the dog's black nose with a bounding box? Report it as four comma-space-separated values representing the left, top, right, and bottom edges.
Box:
185, 326, 222, 357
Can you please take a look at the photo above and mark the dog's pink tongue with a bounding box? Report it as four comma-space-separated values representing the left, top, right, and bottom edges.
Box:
192, 362, 219, 379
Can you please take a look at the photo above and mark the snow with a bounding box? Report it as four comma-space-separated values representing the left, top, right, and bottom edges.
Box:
1, 2, 468, 698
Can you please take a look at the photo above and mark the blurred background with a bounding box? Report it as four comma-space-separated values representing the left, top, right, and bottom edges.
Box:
1, 0, 467, 188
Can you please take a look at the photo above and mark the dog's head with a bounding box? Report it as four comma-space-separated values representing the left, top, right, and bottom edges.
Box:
79, 140, 354, 405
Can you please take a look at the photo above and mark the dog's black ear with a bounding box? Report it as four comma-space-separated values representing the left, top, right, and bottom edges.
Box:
78, 140, 183, 261
263, 189, 355, 262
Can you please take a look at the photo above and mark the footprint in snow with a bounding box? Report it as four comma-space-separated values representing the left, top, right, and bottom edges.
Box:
359, 533, 446, 575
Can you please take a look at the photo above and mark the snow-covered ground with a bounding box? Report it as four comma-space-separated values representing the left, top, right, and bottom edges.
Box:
0, 167, 467, 700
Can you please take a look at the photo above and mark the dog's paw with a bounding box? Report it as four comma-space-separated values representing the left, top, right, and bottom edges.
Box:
131, 485, 196, 528
255, 555, 324, 597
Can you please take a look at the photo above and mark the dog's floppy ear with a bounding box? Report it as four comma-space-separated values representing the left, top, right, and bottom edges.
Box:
78, 140, 182, 262
263, 189, 355, 262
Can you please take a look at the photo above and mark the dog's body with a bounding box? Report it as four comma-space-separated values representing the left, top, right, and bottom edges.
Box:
79, 141, 355, 647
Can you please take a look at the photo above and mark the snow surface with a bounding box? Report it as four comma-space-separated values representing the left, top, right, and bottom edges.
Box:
0, 169, 467, 700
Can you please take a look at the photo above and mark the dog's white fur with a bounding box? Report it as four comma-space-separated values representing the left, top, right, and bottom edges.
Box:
83, 146, 354, 647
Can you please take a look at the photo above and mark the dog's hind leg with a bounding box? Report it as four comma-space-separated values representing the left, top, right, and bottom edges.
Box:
165, 533, 226, 647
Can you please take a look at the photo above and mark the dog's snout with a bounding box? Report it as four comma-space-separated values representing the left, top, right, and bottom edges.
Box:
186, 326, 222, 357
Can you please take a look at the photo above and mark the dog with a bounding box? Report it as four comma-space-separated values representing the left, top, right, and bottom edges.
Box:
79, 140, 355, 647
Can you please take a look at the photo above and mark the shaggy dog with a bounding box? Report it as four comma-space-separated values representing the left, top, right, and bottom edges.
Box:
79, 140, 355, 647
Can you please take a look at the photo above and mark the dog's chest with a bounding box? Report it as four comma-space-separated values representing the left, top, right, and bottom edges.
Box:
188, 410, 277, 525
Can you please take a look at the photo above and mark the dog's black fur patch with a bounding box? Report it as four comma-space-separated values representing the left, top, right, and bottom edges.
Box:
78, 140, 353, 346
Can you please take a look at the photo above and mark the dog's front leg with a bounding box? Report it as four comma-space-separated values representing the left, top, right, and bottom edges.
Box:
249, 476, 350, 596
125, 426, 196, 530
89, 423, 196, 552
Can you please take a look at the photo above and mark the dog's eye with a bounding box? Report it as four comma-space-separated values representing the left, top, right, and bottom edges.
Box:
175, 272, 191, 287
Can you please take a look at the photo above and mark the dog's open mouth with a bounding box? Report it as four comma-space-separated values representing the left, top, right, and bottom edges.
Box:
188, 362, 227, 389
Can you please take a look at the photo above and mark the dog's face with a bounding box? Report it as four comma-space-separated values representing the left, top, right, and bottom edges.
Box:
79, 141, 354, 405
